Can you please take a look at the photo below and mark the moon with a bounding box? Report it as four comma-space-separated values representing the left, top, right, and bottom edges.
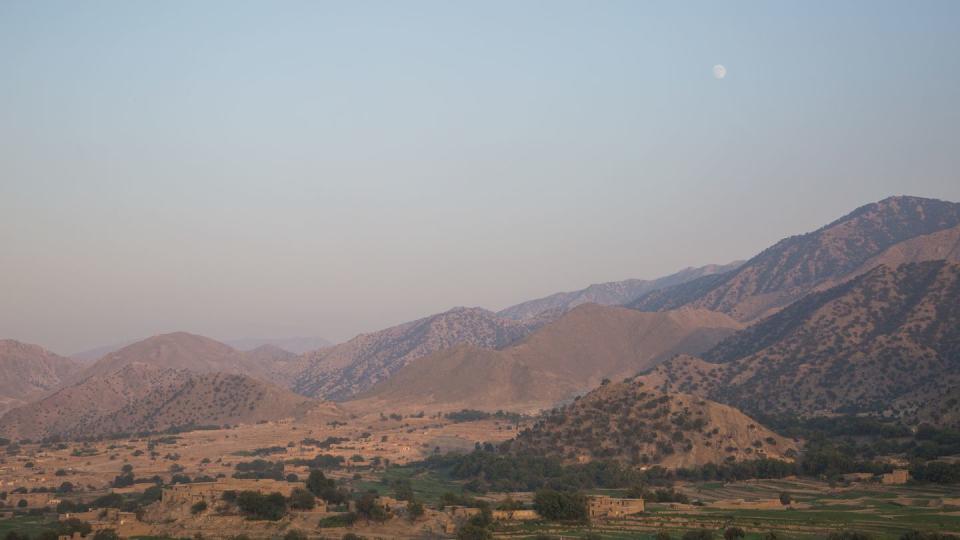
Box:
713, 64, 727, 79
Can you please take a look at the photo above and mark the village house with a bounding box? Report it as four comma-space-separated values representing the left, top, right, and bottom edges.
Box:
586, 495, 645, 518
881, 469, 910, 485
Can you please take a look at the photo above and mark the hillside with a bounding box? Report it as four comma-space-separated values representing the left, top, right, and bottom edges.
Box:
288, 307, 547, 400
0, 363, 330, 440
640, 261, 960, 424
0, 340, 82, 416
629, 196, 960, 321
73, 332, 296, 387
509, 379, 797, 469
355, 304, 742, 412
497, 261, 742, 321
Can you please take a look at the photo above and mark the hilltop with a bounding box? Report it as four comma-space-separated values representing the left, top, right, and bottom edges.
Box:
509, 379, 797, 469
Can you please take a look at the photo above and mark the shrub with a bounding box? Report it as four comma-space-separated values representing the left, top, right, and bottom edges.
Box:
191, 501, 208, 514
236, 491, 287, 521
533, 489, 587, 522
288, 487, 316, 510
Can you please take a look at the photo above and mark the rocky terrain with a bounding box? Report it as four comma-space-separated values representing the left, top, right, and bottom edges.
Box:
0, 362, 329, 440
509, 378, 798, 469
497, 261, 742, 321
628, 196, 960, 321
288, 306, 548, 400
639, 260, 960, 423
356, 304, 742, 412
0, 339, 82, 416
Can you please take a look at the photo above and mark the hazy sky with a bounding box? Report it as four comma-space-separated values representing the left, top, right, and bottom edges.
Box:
2, 1, 959, 354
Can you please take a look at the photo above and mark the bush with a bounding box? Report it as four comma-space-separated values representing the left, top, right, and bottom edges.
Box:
283, 531, 307, 540
190, 501, 208, 514
306, 469, 347, 504
236, 491, 287, 521
92, 531, 120, 540
288, 487, 316, 510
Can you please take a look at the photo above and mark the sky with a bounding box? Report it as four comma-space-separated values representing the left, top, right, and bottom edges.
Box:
2, 1, 959, 354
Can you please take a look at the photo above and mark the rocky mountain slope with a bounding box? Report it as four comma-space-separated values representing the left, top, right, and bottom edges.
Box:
288, 307, 547, 400
628, 196, 960, 321
497, 262, 742, 321
639, 260, 960, 424
0, 363, 330, 440
508, 379, 797, 469
0, 340, 82, 416
355, 304, 742, 412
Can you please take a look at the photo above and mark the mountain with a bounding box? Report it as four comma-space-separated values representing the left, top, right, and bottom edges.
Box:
628, 196, 960, 321
70, 340, 138, 363
639, 260, 960, 425
288, 307, 548, 400
225, 336, 332, 354
507, 379, 798, 469
497, 262, 743, 321
74, 332, 296, 387
0, 340, 82, 416
0, 363, 330, 440
355, 304, 742, 412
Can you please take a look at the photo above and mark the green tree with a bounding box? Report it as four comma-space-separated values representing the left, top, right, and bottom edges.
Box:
288, 487, 316, 510
533, 489, 587, 522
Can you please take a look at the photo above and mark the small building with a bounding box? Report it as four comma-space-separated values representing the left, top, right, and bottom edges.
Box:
881, 469, 910, 485
586, 495, 644, 518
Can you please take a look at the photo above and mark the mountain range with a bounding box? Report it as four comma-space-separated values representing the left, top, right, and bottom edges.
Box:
354, 304, 742, 412
628, 196, 960, 321
640, 260, 960, 426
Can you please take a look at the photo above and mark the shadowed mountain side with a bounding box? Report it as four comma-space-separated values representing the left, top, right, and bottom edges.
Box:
0, 339, 83, 417
639, 261, 960, 426
497, 261, 743, 321
508, 379, 798, 469
629, 196, 960, 321
0, 362, 336, 440
353, 304, 742, 412
288, 307, 550, 401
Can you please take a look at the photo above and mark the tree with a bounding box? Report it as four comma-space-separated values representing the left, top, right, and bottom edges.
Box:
533, 489, 587, 522
191, 501, 208, 514
283, 531, 307, 540
93, 531, 120, 540
724, 527, 745, 540
306, 469, 347, 504
779, 492, 792, 505
288, 488, 316, 510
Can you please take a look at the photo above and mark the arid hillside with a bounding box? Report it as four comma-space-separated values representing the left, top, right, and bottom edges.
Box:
73, 332, 296, 387
640, 261, 960, 424
0, 339, 82, 416
497, 261, 742, 321
356, 304, 742, 412
629, 196, 960, 321
0, 362, 331, 440
288, 306, 548, 400
508, 379, 797, 469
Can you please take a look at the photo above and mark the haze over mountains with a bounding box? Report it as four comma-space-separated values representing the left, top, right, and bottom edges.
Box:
496, 261, 743, 321
3, 195, 960, 445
